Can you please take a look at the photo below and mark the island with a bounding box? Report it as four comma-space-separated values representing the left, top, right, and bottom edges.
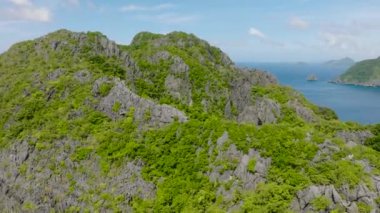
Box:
307, 74, 318, 81
332, 57, 380, 87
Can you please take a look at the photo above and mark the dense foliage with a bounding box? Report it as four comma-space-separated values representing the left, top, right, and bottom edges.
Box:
0, 29, 379, 212
339, 57, 380, 84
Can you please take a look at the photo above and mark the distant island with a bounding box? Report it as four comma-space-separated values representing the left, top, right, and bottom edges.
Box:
307, 74, 318, 81
324, 57, 355, 68
332, 57, 380, 87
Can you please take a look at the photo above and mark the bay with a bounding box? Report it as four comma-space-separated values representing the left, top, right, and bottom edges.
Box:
240, 62, 380, 124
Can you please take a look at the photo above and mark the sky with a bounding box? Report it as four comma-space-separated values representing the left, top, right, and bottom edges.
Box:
1, 0, 380, 62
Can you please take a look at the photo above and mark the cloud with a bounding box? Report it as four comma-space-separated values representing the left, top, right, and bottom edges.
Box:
320, 32, 358, 50
136, 13, 199, 24
248, 27, 266, 39
6, 7, 50, 22
289, 17, 309, 29
248, 27, 284, 47
120, 3, 174, 12
1, 0, 51, 22
9, 0, 31, 6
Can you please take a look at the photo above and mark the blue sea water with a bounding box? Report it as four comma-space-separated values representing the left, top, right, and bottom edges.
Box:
239, 62, 380, 124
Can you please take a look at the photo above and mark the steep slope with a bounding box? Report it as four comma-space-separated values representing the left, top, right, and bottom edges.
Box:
335, 57, 380, 86
324, 57, 355, 69
0, 29, 379, 212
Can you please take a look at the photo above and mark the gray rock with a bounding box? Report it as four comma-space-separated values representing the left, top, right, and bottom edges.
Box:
336, 131, 374, 145
47, 68, 65, 81
74, 70, 92, 83
148, 51, 171, 64
170, 56, 189, 74
237, 98, 281, 125
292, 185, 344, 212
288, 100, 316, 122
164, 75, 192, 104
208, 132, 271, 198
292, 183, 380, 213
228, 68, 279, 125
0, 138, 156, 212
93, 77, 188, 126
312, 140, 340, 163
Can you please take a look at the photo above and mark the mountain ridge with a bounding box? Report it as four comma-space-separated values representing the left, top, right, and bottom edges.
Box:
0, 29, 380, 212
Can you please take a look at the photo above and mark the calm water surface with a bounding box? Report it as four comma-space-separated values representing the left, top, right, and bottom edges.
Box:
240, 63, 380, 124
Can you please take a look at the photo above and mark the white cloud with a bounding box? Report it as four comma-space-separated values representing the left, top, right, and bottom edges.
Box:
120, 3, 174, 12
2, 0, 51, 22
289, 17, 309, 29
320, 32, 358, 50
248, 27, 266, 39
136, 13, 198, 24
248, 27, 284, 47
5, 7, 51, 22
9, 0, 31, 6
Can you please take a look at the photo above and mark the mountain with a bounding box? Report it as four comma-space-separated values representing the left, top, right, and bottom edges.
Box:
334, 57, 380, 87
0, 29, 380, 212
324, 57, 355, 69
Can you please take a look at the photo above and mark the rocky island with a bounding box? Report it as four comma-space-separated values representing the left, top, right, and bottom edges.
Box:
307, 74, 318, 81
1, 29, 380, 212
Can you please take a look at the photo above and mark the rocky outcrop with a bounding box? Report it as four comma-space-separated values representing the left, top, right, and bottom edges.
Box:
227, 68, 280, 125
292, 182, 380, 213
0, 139, 155, 211
237, 98, 281, 125
336, 131, 374, 145
292, 185, 356, 212
208, 132, 271, 203
312, 140, 340, 163
73, 70, 92, 83
288, 100, 317, 122
93, 77, 188, 126
47, 68, 65, 81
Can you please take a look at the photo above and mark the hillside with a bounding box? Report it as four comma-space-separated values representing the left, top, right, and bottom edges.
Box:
0, 29, 380, 212
324, 57, 355, 69
335, 57, 380, 86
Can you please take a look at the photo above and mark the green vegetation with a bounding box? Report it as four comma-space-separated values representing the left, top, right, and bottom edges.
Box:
365, 124, 380, 151
311, 196, 331, 211
338, 57, 380, 85
0, 29, 379, 212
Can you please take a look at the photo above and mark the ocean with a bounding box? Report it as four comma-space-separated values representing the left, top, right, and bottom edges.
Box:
240, 62, 380, 124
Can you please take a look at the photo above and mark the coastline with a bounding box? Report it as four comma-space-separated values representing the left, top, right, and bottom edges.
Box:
329, 80, 380, 88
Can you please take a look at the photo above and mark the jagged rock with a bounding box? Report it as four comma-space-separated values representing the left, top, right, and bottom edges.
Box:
312, 140, 340, 162
170, 56, 189, 74
148, 51, 171, 64
93, 77, 188, 126
0, 139, 156, 212
288, 100, 316, 122
47, 68, 65, 81
99, 36, 120, 57
237, 98, 281, 125
74, 70, 92, 83
339, 183, 378, 210
336, 131, 374, 145
208, 132, 271, 202
292, 185, 349, 212
220, 52, 234, 67
228, 68, 279, 125
165, 75, 192, 104
292, 183, 380, 213
356, 159, 373, 173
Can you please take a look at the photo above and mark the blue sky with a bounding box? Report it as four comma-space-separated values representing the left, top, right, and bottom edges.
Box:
1, 0, 380, 62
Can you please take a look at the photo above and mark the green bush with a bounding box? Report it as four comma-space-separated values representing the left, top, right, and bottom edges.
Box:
311, 196, 331, 211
